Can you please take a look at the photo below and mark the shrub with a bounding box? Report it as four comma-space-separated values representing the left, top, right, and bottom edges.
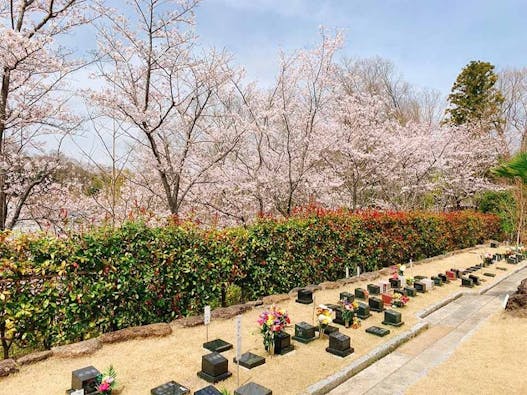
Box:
0, 210, 501, 358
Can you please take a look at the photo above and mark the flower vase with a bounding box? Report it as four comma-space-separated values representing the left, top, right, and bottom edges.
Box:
319, 325, 327, 338
264, 335, 275, 355
345, 320, 350, 328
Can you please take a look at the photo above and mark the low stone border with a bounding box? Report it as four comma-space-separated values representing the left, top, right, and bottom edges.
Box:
416, 292, 464, 319
303, 321, 429, 395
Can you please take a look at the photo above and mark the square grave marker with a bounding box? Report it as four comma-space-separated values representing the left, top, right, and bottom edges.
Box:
151, 381, 190, 395
296, 289, 313, 304
325, 332, 354, 357
368, 296, 384, 312
194, 385, 222, 395
274, 331, 294, 355
367, 284, 381, 295
497, 267, 507, 271
450, 269, 461, 278
461, 277, 474, 288
203, 339, 233, 353
234, 382, 272, 395
382, 309, 404, 327
438, 273, 449, 283
389, 278, 401, 289
197, 352, 232, 383
233, 352, 265, 369
414, 281, 426, 293
355, 288, 367, 300
292, 322, 316, 344
365, 326, 391, 337
356, 302, 371, 319
339, 292, 354, 303
469, 275, 481, 286
71, 366, 100, 395
431, 276, 443, 286
404, 286, 417, 297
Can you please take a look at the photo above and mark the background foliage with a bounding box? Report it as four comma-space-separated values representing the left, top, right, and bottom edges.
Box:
0, 209, 501, 358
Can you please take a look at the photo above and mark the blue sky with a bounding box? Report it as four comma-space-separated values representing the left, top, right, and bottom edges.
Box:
193, 0, 527, 94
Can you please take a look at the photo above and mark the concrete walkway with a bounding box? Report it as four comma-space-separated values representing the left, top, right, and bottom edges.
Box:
329, 266, 527, 395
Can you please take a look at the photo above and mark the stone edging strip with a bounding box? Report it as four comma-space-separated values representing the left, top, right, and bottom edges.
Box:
304, 257, 527, 395
303, 321, 429, 395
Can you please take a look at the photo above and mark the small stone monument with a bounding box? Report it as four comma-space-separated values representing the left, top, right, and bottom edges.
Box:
382, 309, 404, 327
368, 296, 384, 312
292, 321, 316, 343
150, 381, 190, 395
69, 366, 100, 395
414, 281, 426, 293
194, 385, 222, 395
296, 289, 313, 304
367, 284, 380, 295
355, 288, 367, 299
339, 291, 354, 303
356, 302, 371, 319
325, 332, 354, 357
233, 352, 265, 369
234, 382, 272, 395
365, 326, 390, 337
197, 352, 232, 383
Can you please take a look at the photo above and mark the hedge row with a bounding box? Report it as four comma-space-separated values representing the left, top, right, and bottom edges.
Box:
0, 209, 501, 358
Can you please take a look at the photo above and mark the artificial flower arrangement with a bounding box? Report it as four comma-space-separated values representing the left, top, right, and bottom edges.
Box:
316, 304, 333, 337
96, 365, 117, 394
483, 252, 493, 265
339, 299, 361, 329
257, 305, 290, 352
406, 277, 414, 286
391, 264, 406, 279
391, 293, 410, 308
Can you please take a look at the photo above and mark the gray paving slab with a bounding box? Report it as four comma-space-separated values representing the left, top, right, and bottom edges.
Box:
328, 266, 527, 395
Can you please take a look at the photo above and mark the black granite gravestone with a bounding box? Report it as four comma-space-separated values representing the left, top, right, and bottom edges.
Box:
389, 278, 401, 289
197, 352, 232, 383
151, 381, 190, 395
382, 309, 404, 327
339, 292, 355, 303
71, 366, 100, 395
274, 331, 294, 355
461, 277, 474, 287
414, 281, 426, 293
365, 326, 390, 337
368, 296, 384, 312
404, 286, 417, 297
233, 352, 265, 369
355, 288, 367, 300
483, 272, 496, 277
203, 339, 233, 353
292, 322, 316, 344
325, 332, 354, 357
367, 284, 380, 295
431, 276, 443, 286
296, 289, 313, 304
234, 382, 272, 395
469, 275, 481, 286
356, 302, 371, 319
194, 385, 222, 395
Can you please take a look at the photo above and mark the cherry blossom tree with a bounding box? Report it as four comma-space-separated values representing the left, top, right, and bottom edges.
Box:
89, 0, 245, 217
0, 0, 92, 230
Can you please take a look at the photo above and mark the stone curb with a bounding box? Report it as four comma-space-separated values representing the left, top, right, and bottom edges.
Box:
416, 292, 464, 319
479, 261, 527, 295
303, 321, 429, 395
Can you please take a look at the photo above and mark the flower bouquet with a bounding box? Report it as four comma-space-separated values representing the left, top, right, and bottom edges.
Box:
406, 277, 414, 286
391, 264, 406, 279
392, 293, 409, 308
316, 304, 333, 337
339, 299, 361, 329
257, 305, 290, 354
96, 366, 117, 394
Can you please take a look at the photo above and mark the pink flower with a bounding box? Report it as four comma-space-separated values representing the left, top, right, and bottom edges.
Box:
98, 382, 110, 392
